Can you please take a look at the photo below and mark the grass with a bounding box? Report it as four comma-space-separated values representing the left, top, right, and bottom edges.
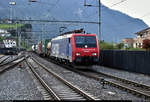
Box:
125, 47, 146, 51
0, 24, 23, 29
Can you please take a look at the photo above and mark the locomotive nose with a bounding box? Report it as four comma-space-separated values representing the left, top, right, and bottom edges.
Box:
81, 48, 97, 56
74, 48, 99, 65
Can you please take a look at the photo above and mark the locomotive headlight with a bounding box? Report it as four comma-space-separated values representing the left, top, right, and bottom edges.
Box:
76, 53, 81, 56
92, 53, 97, 56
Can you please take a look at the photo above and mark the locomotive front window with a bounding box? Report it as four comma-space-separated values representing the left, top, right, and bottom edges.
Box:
75, 36, 96, 48
75, 36, 85, 44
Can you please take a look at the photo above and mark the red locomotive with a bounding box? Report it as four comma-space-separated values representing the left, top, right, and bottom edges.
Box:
49, 29, 100, 66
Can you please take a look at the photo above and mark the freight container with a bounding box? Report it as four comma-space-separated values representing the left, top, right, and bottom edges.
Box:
42, 39, 49, 56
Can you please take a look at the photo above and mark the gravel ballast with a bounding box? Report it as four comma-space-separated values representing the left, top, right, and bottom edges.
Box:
0, 62, 44, 100
92, 65, 150, 86
31, 53, 146, 101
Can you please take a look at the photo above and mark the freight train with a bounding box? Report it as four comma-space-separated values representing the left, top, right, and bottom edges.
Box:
33, 29, 100, 67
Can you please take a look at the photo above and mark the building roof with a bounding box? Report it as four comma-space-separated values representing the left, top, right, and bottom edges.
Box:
135, 27, 150, 35
122, 38, 133, 39
0, 29, 8, 34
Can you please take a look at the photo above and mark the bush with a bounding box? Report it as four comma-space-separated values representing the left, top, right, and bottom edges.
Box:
99, 41, 117, 50
142, 39, 150, 51
99, 41, 144, 51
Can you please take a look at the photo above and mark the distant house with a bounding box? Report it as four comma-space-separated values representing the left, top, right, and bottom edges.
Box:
133, 27, 150, 48
5, 19, 13, 24
122, 27, 150, 48
122, 38, 134, 48
0, 29, 11, 37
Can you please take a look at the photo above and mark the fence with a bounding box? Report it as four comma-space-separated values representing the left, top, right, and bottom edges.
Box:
100, 50, 150, 75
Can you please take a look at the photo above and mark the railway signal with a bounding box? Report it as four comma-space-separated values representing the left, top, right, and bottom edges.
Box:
100, 77, 105, 89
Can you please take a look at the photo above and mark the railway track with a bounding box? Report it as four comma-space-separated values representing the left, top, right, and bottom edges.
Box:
0, 56, 10, 65
74, 69, 150, 100
31, 52, 150, 100
26, 57, 99, 100
0, 56, 26, 73
0, 55, 24, 67
0, 55, 5, 59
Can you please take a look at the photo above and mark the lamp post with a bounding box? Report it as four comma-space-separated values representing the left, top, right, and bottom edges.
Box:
9, 1, 19, 51
9, 1, 16, 21
84, 0, 101, 41
28, 0, 37, 47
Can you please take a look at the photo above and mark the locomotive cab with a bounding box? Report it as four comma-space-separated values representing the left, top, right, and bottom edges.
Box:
72, 34, 99, 65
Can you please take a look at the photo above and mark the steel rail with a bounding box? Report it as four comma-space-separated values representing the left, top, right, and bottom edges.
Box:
0, 57, 25, 73
0, 55, 5, 59
31, 57, 98, 100
26, 60, 61, 100
93, 71, 150, 90
0, 56, 10, 64
0, 55, 24, 67
74, 69, 150, 99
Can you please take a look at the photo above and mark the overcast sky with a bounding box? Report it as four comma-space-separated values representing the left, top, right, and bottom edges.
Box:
101, 0, 150, 26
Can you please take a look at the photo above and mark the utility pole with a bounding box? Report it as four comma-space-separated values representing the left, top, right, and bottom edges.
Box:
84, 0, 101, 41
16, 19, 18, 46
98, 0, 101, 41
19, 26, 21, 49
42, 24, 44, 41
28, 0, 37, 47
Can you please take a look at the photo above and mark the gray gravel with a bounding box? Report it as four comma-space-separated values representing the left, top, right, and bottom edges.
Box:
31, 53, 146, 101
92, 65, 150, 86
0, 61, 44, 100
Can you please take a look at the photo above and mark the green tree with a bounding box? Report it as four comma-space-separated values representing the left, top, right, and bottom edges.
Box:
116, 43, 124, 49
7, 29, 16, 37
0, 36, 6, 41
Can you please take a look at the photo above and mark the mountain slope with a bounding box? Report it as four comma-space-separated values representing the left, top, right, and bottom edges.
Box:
101, 5, 148, 42
0, 0, 148, 42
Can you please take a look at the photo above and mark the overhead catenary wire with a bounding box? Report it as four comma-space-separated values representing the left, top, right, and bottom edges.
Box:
140, 12, 150, 18
110, 0, 128, 7
13, 19, 100, 24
